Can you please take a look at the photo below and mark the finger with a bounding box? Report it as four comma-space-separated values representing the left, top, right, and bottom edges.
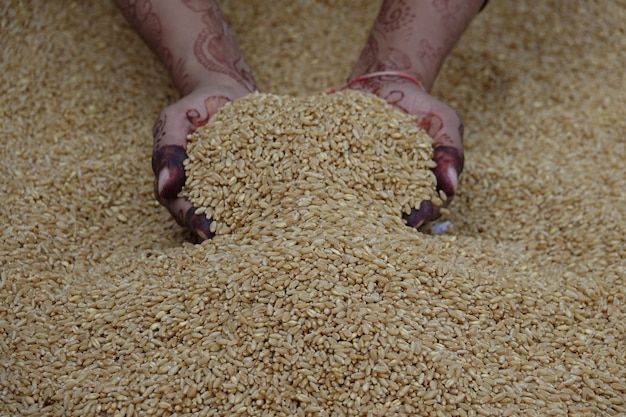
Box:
151, 145, 188, 203
416, 109, 464, 201
151, 145, 214, 242
166, 197, 214, 243
432, 145, 463, 200
403, 200, 438, 229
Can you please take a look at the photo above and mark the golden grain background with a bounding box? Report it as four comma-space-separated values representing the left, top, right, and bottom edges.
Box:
1, 1, 625, 416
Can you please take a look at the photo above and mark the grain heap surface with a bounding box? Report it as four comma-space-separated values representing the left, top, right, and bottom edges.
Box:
181, 90, 441, 235
1, 0, 626, 416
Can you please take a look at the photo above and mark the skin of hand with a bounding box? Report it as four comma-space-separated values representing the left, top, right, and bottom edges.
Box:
117, 0, 482, 239
347, 0, 484, 228
114, 0, 257, 241
151, 88, 231, 242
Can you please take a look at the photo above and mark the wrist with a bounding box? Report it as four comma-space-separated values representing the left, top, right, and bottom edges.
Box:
348, 57, 433, 92
350, 0, 484, 91
182, 71, 255, 101
115, 0, 256, 97
171, 17, 257, 96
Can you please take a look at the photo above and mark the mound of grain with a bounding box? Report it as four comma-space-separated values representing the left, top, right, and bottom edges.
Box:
181, 90, 442, 235
2, 1, 626, 416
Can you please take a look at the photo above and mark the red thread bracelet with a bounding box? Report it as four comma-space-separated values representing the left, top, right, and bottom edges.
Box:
328, 71, 426, 94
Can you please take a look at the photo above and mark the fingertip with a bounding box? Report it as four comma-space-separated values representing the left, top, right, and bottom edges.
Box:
404, 209, 426, 229
446, 166, 458, 195
433, 146, 463, 199
433, 146, 464, 177
403, 200, 436, 229
157, 168, 169, 197
152, 145, 188, 200
185, 207, 215, 243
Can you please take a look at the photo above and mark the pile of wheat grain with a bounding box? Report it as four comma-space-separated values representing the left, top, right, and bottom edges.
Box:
2, 0, 626, 416
181, 90, 442, 236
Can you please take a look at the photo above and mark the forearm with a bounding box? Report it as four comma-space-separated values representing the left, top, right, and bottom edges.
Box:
351, 0, 484, 90
114, 0, 256, 96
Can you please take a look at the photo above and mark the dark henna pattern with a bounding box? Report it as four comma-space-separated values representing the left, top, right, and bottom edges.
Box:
378, 93, 448, 145
417, 38, 444, 65
360, 37, 380, 71
116, 1, 247, 242
434, 146, 464, 177
416, 112, 444, 137
432, 0, 471, 28
376, 94, 464, 201
186, 3, 257, 92
383, 88, 408, 108
152, 112, 167, 150
349, 76, 418, 114
403, 201, 435, 228
114, 0, 174, 73
185, 95, 229, 128
377, 0, 416, 34
346, 0, 479, 229
115, 0, 156, 37
386, 48, 413, 71
151, 145, 187, 201
194, 34, 256, 92
185, 208, 214, 242
433, 146, 464, 198
352, 0, 419, 78
353, 0, 481, 89
175, 207, 186, 227
415, 112, 458, 150
353, 34, 412, 76
383, 89, 404, 106
173, 57, 192, 96
185, 108, 206, 129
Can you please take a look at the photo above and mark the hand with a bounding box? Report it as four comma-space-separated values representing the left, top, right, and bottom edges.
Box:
347, 77, 464, 229
343, 0, 482, 228
114, 0, 258, 241
151, 86, 243, 242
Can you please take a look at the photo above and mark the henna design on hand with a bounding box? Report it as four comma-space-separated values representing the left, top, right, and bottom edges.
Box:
377, 0, 416, 34
353, 0, 482, 89
432, 0, 473, 27
151, 145, 187, 201
416, 112, 444, 137
173, 57, 193, 96
185, 95, 230, 128
353, 34, 413, 76
185, 208, 214, 242
373, 94, 465, 198
417, 38, 444, 65
152, 112, 167, 150
351, 0, 424, 83
433, 146, 464, 198
180, 1, 256, 92
383, 88, 406, 107
413, 112, 465, 197
152, 146, 214, 242
194, 25, 257, 91
404, 200, 435, 228
151, 114, 217, 242
114, 0, 174, 72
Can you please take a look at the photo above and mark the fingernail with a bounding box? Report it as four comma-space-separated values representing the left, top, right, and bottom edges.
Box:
447, 166, 458, 193
192, 228, 209, 243
404, 200, 436, 229
194, 222, 211, 242
404, 208, 425, 229
185, 208, 214, 242
157, 168, 170, 197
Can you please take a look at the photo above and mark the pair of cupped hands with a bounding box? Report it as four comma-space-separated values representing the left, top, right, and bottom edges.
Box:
151, 80, 464, 242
